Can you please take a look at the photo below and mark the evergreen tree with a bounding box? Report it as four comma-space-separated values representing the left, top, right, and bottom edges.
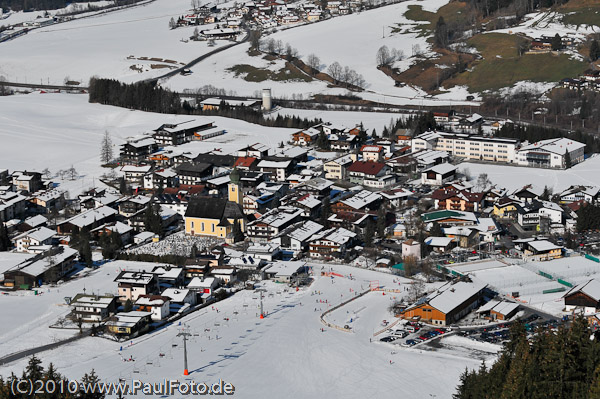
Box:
434, 16, 449, 49
565, 150, 572, 169
590, 39, 600, 62
144, 203, 164, 237
124, 298, 133, 312
80, 370, 104, 399
232, 220, 244, 243
119, 177, 128, 195
0, 222, 10, 251
363, 219, 375, 247
376, 207, 386, 238
429, 221, 444, 237
100, 131, 113, 165
320, 196, 331, 227
551, 33, 562, 51
79, 228, 93, 267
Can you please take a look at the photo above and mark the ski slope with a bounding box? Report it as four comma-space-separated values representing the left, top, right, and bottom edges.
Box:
0, 262, 483, 399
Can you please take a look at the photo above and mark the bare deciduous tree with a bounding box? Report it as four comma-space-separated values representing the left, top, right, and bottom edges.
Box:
306, 54, 320, 74
327, 61, 343, 83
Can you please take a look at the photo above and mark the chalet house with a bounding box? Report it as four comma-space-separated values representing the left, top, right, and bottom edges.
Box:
106, 311, 152, 337
559, 185, 600, 204
347, 161, 387, 185
258, 158, 294, 181
295, 177, 333, 197
331, 190, 381, 219
90, 221, 133, 244
187, 276, 219, 296
492, 197, 522, 219
360, 145, 384, 162
120, 136, 158, 165
143, 169, 178, 190
175, 162, 212, 185
183, 259, 215, 279
152, 265, 185, 287
263, 261, 308, 284
237, 143, 270, 159
291, 128, 320, 146
162, 288, 197, 308
153, 119, 215, 146
432, 187, 484, 212
118, 195, 152, 217
234, 156, 259, 171
135, 295, 171, 321
282, 193, 321, 218
308, 227, 356, 259
29, 189, 65, 214
516, 200, 563, 228
421, 210, 478, 227
184, 197, 245, 238
399, 280, 487, 325
114, 271, 160, 301
210, 266, 236, 284
18, 215, 48, 232
270, 220, 324, 252
421, 163, 457, 186
12, 171, 43, 192
512, 185, 543, 203
433, 110, 457, 124
246, 206, 303, 243
324, 155, 354, 180
380, 188, 413, 207
57, 206, 118, 235
3, 246, 78, 288
13, 226, 55, 253
329, 134, 359, 151
121, 165, 152, 186
425, 236, 455, 252
70, 294, 118, 323
0, 191, 27, 222
402, 239, 421, 260
564, 279, 600, 315
523, 240, 563, 261
127, 204, 178, 232
243, 192, 276, 215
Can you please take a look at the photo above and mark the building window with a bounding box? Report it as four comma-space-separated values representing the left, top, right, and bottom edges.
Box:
212, 224, 215, 233
201, 223, 205, 231
191, 221, 194, 229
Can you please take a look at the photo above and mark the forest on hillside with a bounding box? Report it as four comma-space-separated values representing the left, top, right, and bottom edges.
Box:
0, 0, 138, 12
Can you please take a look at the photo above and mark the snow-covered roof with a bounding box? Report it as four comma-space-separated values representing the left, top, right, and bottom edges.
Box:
115, 271, 155, 285
161, 288, 193, 303
527, 240, 562, 252
252, 206, 302, 228
519, 137, 585, 156
188, 277, 217, 289
340, 190, 381, 210
16, 246, 78, 277
62, 206, 118, 229
71, 295, 115, 309
14, 226, 55, 243
23, 214, 47, 228
258, 160, 291, 169
285, 220, 324, 242
424, 237, 454, 247
565, 279, 600, 302
121, 165, 152, 173
426, 280, 487, 314
135, 296, 169, 306
264, 261, 306, 277
423, 163, 457, 175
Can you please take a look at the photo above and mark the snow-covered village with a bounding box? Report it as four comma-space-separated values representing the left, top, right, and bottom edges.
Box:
0, 0, 600, 397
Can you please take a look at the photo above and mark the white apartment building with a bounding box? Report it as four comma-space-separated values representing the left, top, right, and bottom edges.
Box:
412, 132, 519, 164
515, 138, 585, 169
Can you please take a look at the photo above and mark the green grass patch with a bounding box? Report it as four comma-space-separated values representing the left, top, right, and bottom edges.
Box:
227, 63, 312, 83
446, 33, 587, 92
560, 8, 600, 27
401, 2, 471, 36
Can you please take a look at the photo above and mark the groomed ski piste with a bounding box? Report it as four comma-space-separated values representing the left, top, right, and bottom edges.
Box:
0, 260, 485, 398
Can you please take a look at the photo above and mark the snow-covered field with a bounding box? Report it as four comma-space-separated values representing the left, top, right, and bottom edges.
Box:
0, 262, 484, 399
0, 0, 227, 85
460, 155, 600, 193
0, 92, 296, 197
470, 263, 564, 297
494, 10, 599, 40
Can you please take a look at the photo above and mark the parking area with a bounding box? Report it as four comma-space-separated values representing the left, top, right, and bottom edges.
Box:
378, 320, 451, 347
